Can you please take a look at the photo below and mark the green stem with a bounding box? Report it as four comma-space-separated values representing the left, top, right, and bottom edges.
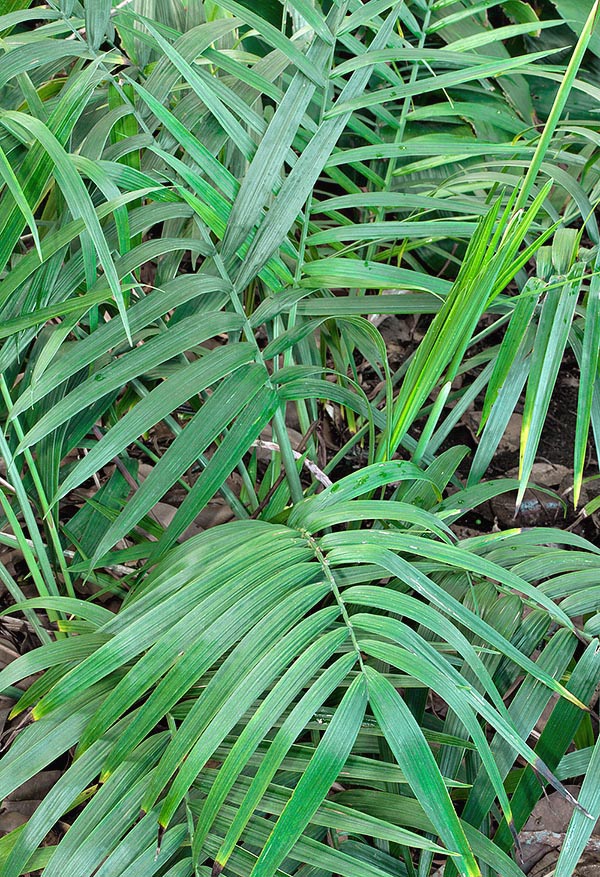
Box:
302, 529, 365, 672
1, 376, 74, 598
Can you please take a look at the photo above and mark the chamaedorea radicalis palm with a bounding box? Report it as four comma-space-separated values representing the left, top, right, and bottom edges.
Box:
2, 0, 600, 540
1, 1, 600, 876
1, 463, 600, 877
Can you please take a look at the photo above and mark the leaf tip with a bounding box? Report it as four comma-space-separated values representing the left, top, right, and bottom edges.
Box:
155, 824, 165, 860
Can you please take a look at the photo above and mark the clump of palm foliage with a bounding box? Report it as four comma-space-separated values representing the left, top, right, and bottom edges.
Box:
1, 1, 600, 875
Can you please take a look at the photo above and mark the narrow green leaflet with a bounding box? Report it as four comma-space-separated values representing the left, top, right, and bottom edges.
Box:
366, 667, 480, 877
519, 267, 583, 507
322, 537, 585, 706
289, 462, 439, 527
301, 258, 451, 294
249, 675, 367, 877
85, 0, 111, 50
345, 585, 506, 715
326, 50, 556, 116
359, 635, 519, 848
468, 348, 529, 486
0, 287, 112, 340
0, 141, 41, 257
574, 252, 600, 504
0, 61, 102, 277
295, 499, 453, 541
556, 726, 600, 876
140, 18, 256, 159
493, 639, 600, 849
0, 40, 91, 88
480, 279, 541, 428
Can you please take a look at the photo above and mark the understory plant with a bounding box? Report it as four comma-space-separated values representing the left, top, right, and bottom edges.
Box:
1, 1, 600, 875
